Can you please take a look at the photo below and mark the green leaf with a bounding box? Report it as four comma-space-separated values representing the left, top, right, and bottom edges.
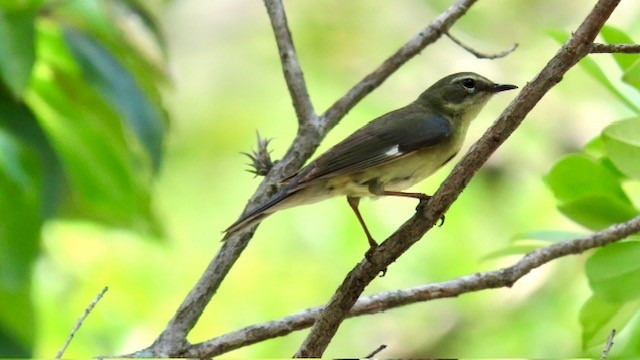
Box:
114, 0, 168, 57
0, 8, 36, 98
0, 286, 34, 356
26, 57, 159, 233
63, 28, 165, 172
586, 241, 640, 302
511, 230, 586, 243
602, 118, 640, 180
544, 154, 631, 204
548, 30, 640, 113
0, 85, 65, 218
583, 136, 605, 159
600, 25, 638, 73
617, 313, 640, 357
623, 59, 640, 92
0, 129, 40, 355
579, 293, 640, 349
558, 195, 638, 230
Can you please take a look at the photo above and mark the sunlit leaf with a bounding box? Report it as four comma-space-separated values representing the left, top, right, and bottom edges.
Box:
623, 60, 640, 92
583, 136, 605, 159
558, 195, 638, 230
586, 241, 640, 302
544, 154, 630, 204
602, 118, 640, 180
579, 293, 640, 349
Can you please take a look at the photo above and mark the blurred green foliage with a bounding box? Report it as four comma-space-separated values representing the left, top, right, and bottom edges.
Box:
1, 0, 639, 358
0, 0, 167, 355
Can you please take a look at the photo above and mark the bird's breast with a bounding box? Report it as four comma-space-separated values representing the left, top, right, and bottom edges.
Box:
329, 138, 462, 197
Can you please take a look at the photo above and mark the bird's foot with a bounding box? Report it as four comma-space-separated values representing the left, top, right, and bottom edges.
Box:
415, 194, 431, 212
415, 195, 445, 227
364, 244, 387, 277
364, 243, 377, 262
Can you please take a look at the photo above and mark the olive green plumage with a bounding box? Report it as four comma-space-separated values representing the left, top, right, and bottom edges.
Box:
225, 72, 516, 249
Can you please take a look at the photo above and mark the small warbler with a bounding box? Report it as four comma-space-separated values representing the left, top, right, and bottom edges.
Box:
225, 72, 516, 256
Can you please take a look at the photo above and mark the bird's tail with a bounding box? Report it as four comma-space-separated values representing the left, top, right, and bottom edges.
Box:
222, 188, 294, 239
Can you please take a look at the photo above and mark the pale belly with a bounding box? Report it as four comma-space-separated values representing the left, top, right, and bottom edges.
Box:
327, 142, 459, 197
271, 139, 462, 212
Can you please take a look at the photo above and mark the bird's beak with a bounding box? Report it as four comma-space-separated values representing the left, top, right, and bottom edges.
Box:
489, 83, 518, 93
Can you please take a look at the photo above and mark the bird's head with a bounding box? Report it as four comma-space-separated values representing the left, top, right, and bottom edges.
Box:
418, 72, 517, 121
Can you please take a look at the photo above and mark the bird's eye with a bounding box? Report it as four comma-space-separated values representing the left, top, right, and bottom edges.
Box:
461, 78, 476, 91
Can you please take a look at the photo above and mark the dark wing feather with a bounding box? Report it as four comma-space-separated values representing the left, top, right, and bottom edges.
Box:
297, 109, 452, 183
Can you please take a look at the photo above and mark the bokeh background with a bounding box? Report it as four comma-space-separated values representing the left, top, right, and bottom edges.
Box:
29, 0, 640, 357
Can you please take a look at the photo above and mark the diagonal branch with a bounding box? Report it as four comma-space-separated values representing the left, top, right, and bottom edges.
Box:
139, 0, 485, 356
264, 0, 316, 125
181, 215, 640, 358
294, 0, 622, 357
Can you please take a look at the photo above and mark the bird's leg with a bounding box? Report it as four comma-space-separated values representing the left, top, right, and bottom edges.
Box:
368, 181, 445, 226
346, 196, 378, 260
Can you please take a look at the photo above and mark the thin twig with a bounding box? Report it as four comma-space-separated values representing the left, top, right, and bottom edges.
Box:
177, 216, 640, 357
56, 286, 108, 358
294, 0, 622, 357
445, 31, 518, 59
365, 344, 387, 358
601, 328, 616, 359
142, 0, 483, 356
263, 0, 316, 125
319, 0, 480, 133
590, 43, 640, 53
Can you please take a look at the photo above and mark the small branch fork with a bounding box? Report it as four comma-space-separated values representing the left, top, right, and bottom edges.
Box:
177, 215, 640, 357
294, 0, 623, 357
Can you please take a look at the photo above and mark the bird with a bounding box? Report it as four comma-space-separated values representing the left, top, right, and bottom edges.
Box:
224, 72, 517, 257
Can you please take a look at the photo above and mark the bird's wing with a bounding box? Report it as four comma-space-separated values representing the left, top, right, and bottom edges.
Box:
295, 110, 452, 183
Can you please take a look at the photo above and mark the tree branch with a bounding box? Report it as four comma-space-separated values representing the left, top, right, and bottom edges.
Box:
590, 42, 640, 53
138, 0, 484, 356
295, 0, 622, 357
180, 215, 640, 357
263, 0, 316, 125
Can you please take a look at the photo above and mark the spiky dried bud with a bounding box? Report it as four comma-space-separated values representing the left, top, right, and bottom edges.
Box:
242, 131, 276, 177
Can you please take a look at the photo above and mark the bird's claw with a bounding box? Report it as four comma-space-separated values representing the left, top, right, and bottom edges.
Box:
364, 244, 387, 277
415, 195, 445, 226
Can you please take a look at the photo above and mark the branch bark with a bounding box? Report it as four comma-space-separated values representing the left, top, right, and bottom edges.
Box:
294, 0, 622, 357
140, 0, 482, 356
264, 0, 316, 125
181, 215, 640, 357
590, 43, 640, 53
